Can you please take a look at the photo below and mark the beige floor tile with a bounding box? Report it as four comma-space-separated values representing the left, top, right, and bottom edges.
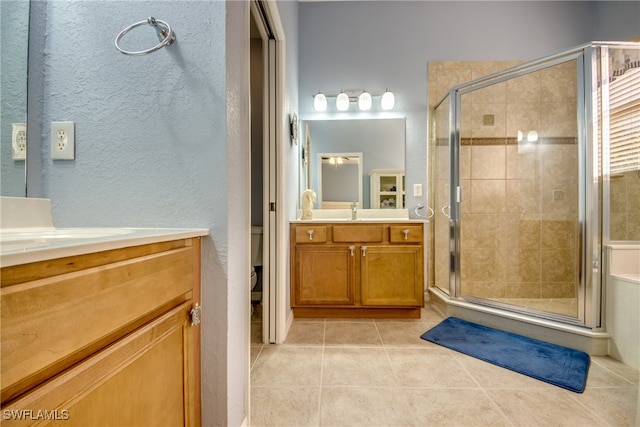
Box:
319, 387, 414, 427
404, 388, 512, 426
250, 316, 639, 427
568, 386, 639, 427
250, 345, 264, 371
251, 346, 323, 387
386, 348, 479, 388
485, 388, 605, 426
591, 356, 640, 386
376, 321, 437, 347
251, 386, 320, 427
324, 322, 382, 346
322, 347, 398, 387
284, 321, 325, 346
585, 361, 638, 388
422, 302, 447, 323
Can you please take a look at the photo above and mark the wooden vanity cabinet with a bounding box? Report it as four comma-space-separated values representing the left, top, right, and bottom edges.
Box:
291, 223, 424, 318
295, 244, 356, 306
0, 238, 202, 427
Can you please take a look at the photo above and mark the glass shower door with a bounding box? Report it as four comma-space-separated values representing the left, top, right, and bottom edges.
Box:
454, 57, 583, 320
432, 95, 452, 295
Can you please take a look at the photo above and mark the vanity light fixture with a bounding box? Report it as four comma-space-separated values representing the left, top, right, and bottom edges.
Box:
312, 89, 396, 112
381, 89, 395, 110
336, 91, 350, 111
313, 92, 328, 112
358, 90, 372, 111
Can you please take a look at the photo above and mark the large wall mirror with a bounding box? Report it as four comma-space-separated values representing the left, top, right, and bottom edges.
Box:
300, 118, 405, 209
1, 0, 30, 197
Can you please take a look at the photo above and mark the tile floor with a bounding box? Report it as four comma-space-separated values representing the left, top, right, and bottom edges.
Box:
250, 302, 639, 427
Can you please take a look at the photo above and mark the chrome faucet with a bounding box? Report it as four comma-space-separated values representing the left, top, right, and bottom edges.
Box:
351, 201, 358, 220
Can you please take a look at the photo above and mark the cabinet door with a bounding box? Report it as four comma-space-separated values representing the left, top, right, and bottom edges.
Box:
294, 245, 356, 305
360, 246, 423, 306
3, 302, 200, 427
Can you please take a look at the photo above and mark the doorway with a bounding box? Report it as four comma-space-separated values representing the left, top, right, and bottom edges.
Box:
249, 0, 280, 345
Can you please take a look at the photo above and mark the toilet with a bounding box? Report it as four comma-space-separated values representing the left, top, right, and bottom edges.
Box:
250, 226, 263, 301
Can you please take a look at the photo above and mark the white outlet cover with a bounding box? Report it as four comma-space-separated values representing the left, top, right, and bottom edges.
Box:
12, 123, 27, 160
413, 183, 422, 197
51, 121, 75, 160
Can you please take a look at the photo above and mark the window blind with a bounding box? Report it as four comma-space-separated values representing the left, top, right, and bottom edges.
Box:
609, 67, 640, 174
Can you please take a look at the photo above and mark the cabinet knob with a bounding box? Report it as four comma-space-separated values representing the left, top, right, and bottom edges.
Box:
403, 229, 410, 240
361, 246, 368, 257
348, 245, 355, 256
190, 303, 202, 327
307, 229, 315, 240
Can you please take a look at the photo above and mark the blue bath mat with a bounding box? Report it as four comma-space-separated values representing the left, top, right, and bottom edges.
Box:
420, 317, 590, 393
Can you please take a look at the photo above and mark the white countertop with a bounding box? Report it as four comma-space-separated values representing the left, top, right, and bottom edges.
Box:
0, 227, 210, 267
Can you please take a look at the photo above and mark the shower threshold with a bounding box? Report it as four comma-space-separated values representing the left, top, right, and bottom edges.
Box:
427, 287, 610, 355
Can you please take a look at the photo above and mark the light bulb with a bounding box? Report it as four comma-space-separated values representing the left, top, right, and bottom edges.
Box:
527, 130, 538, 142
358, 91, 372, 111
336, 92, 350, 111
313, 92, 327, 112
381, 89, 395, 110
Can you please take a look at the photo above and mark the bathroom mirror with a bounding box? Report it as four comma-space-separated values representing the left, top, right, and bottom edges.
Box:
301, 118, 405, 209
317, 153, 362, 208
0, 0, 30, 197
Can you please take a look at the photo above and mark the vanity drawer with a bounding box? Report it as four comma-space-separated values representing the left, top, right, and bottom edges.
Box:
333, 225, 383, 243
1, 242, 196, 403
295, 225, 327, 243
389, 225, 423, 243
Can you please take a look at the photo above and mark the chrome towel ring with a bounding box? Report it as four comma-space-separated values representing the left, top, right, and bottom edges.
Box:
115, 17, 176, 56
414, 204, 435, 220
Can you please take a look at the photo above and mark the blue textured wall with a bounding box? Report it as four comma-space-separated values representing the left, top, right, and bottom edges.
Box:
30, 1, 235, 425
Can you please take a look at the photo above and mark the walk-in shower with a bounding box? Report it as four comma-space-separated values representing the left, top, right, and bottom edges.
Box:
428, 42, 639, 351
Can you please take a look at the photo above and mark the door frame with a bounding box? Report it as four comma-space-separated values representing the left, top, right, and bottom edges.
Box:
249, 0, 287, 346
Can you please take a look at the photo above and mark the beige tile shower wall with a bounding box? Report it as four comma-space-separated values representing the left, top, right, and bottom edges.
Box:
428, 60, 579, 300
610, 171, 640, 241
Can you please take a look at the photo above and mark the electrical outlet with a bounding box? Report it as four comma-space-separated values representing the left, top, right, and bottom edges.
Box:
413, 183, 422, 197
51, 121, 75, 160
12, 123, 27, 160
